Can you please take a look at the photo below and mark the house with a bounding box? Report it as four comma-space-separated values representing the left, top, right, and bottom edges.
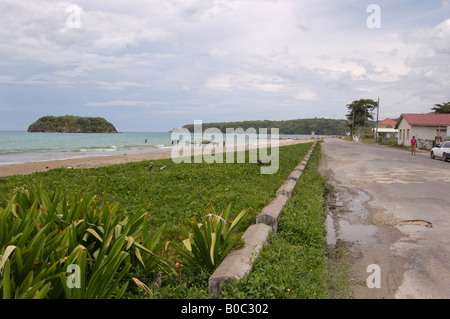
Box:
378, 118, 397, 128
374, 118, 398, 139
395, 113, 450, 149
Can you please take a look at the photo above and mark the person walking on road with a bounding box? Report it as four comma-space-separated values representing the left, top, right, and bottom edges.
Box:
411, 136, 417, 156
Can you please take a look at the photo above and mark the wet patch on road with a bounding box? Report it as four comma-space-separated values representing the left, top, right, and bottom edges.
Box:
323, 181, 409, 299
319, 139, 448, 298
325, 184, 378, 248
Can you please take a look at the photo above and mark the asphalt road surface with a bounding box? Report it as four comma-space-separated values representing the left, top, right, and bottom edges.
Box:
320, 138, 450, 299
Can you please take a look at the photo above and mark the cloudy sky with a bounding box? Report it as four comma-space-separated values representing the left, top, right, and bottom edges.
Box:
1, 0, 449, 132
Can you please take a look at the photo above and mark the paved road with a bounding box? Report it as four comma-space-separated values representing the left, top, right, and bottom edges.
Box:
320, 138, 450, 299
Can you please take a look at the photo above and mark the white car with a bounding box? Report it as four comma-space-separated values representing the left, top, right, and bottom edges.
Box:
430, 141, 450, 162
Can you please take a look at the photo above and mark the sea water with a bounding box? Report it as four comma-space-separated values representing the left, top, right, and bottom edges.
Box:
0, 131, 173, 166
0, 131, 315, 166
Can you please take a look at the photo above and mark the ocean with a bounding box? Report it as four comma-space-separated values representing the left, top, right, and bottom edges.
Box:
0, 131, 174, 166
0, 131, 316, 166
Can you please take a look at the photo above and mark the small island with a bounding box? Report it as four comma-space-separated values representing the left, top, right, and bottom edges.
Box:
27, 115, 118, 133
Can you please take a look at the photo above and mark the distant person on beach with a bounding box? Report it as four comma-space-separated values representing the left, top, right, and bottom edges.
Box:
411, 136, 417, 156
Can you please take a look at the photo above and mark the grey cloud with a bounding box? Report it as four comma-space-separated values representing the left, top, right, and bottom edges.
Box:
2, 0, 450, 131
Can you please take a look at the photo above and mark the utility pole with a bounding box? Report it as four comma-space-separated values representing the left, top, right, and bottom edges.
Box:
376, 96, 380, 142
352, 108, 355, 138
364, 103, 367, 133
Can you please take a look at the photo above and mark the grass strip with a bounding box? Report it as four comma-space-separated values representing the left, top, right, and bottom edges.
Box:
0, 144, 311, 239
0, 143, 318, 298
222, 143, 352, 299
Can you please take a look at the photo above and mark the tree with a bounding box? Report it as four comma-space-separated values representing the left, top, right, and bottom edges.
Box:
182, 118, 349, 135
346, 99, 379, 136
431, 102, 450, 114
27, 115, 118, 133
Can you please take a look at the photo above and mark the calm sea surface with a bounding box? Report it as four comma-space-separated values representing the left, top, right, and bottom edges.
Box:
0, 131, 315, 166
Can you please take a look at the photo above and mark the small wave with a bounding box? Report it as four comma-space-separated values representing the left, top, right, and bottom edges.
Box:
0, 161, 23, 167
79, 148, 118, 152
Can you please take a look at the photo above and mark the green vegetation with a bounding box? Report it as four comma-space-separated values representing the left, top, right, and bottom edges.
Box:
182, 118, 348, 136
0, 143, 308, 298
0, 186, 170, 299
360, 138, 376, 144
170, 204, 250, 272
0, 144, 311, 239
0, 142, 351, 299
431, 102, 450, 114
222, 143, 352, 299
27, 115, 118, 133
381, 139, 398, 147
345, 99, 378, 136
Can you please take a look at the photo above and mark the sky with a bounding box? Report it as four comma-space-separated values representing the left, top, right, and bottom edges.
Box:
0, 0, 450, 132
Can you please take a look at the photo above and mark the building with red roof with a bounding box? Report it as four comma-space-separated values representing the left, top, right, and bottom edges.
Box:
373, 118, 398, 139
378, 118, 397, 128
395, 113, 450, 148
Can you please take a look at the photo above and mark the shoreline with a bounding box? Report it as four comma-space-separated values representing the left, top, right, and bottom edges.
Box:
0, 139, 317, 177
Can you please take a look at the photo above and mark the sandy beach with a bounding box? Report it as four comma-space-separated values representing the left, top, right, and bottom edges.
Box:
0, 138, 317, 177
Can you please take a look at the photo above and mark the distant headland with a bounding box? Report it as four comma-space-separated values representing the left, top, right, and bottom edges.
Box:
27, 115, 118, 133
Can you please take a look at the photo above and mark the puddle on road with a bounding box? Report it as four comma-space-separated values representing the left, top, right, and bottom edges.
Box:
326, 214, 337, 246
325, 185, 378, 247
325, 184, 433, 247
326, 211, 378, 246
336, 220, 378, 243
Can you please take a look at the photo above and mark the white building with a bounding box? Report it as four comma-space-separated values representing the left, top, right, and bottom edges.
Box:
373, 118, 398, 139
395, 113, 450, 149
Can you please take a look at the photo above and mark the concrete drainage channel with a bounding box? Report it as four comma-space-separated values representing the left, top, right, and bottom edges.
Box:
208, 141, 318, 295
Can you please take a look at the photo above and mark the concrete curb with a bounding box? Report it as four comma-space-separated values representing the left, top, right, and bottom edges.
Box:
208, 141, 318, 295
262, 141, 317, 231
255, 194, 289, 231
208, 223, 272, 295
276, 179, 297, 198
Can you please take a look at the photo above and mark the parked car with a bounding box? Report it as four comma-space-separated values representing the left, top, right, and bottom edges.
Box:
430, 141, 450, 161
